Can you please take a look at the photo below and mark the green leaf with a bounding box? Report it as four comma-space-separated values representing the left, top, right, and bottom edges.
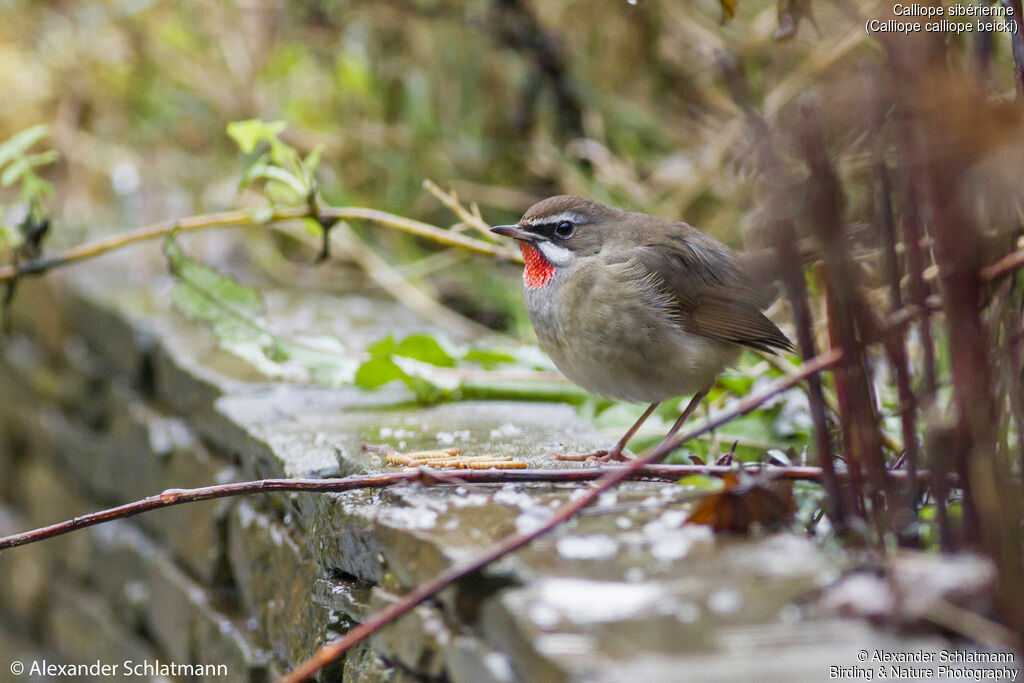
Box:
277, 337, 359, 387
303, 217, 324, 237
462, 348, 517, 369
264, 180, 300, 204
256, 164, 309, 196
1, 156, 55, 189
23, 150, 58, 169
510, 345, 559, 371
458, 377, 592, 404
1, 158, 28, 187
354, 357, 407, 388
20, 173, 53, 201
227, 119, 288, 154
304, 144, 324, 174
267, 137, 299, 169
717, 374, 754, 396
366, 334, 396, 358
0, 223, 23, 250
165, 232, 363, 387
238, 156, 271, 191
164, 232, 280, 374
404, 374, 448, 403
0, 125, 50, 170
238, 162, 308, 200
719, 413, 774, 444
396, 333, 456, 367
677, 474, 725, 491
165, 234, 264, 320
170, 282, 279, 374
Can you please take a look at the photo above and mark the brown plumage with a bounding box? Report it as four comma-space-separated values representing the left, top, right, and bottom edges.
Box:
492, 195, 792, 462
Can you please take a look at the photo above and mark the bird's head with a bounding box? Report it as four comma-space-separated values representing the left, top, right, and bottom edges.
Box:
491, 195, 617, 288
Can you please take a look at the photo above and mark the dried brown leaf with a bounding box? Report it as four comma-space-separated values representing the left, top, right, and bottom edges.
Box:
686, 473, 796, 533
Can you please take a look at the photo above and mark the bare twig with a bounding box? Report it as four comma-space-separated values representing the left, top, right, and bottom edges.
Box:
799, 103, 892, 538
422, 180, 498, 241
0, 204, 522, 284
980, 245, 1024, 283
868, 81, 921, 522
4, 450, 956, 552
716, 51, 849, 525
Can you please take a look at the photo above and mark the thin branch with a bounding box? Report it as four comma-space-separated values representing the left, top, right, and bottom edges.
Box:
3, 191, 1022, 298
869, 88, 921, 522
422, 179, 499, 241
716, 51, 846, 524
0, 210, 256, 282
980, 244, 1024, 283
0, 204, 522, 284
0, 469, 646, 551
2, 455, 949, 552
277, 349, 843, 683
801, 103, 892, 539
321, 206, 519, 261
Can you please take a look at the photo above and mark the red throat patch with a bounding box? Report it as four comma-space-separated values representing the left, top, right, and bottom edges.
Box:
521, 242, 555, 288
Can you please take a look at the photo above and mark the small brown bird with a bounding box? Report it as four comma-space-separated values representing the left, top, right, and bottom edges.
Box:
492, 196, 792, 462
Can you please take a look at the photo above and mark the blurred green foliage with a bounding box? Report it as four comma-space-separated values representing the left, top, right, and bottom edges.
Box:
0, 0, 948, 235
0, 125, 56, 248
2, 0, 1018, 333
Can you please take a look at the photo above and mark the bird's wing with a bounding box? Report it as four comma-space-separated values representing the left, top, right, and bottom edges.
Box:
613, 235, 794, 354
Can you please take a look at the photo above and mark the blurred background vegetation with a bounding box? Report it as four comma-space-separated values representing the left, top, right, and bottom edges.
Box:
0, 0, 935, 338
0, 0, 1017, 332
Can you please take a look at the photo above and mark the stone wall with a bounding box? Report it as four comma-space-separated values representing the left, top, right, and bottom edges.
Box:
0, 239, 954, 682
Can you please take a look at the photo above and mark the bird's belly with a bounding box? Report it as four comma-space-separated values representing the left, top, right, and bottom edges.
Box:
527, 287, 737, 403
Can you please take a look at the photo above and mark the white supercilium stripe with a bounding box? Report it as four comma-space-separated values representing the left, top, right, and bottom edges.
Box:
521, 212, 584, 227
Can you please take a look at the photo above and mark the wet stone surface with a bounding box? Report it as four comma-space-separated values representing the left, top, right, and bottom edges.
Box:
0, 240, 980, 681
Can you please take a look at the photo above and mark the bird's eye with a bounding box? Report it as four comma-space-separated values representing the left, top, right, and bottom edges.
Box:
554, 220, 575, 238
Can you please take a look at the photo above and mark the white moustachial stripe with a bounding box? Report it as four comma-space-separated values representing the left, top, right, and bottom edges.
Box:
536, 241, 573, 267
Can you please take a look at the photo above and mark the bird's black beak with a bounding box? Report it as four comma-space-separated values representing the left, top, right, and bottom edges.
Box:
490, 225, 536, 242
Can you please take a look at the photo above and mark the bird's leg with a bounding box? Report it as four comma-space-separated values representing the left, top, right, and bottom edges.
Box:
652, 388, 710, 462
555, 402, 660, 462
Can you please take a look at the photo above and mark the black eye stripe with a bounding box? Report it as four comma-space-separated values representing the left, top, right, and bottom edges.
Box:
525, 221, 575, 238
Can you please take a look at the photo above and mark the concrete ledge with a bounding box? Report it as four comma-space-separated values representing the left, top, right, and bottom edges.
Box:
0, 242, 961, 681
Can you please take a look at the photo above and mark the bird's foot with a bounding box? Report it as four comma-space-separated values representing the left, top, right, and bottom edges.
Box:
553, 449, 631, 464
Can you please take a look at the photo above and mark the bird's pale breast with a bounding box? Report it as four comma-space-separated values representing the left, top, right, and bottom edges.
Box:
524, 260, 737, 402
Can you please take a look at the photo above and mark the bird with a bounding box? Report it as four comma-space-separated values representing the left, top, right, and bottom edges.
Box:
491, 195, 793, 462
